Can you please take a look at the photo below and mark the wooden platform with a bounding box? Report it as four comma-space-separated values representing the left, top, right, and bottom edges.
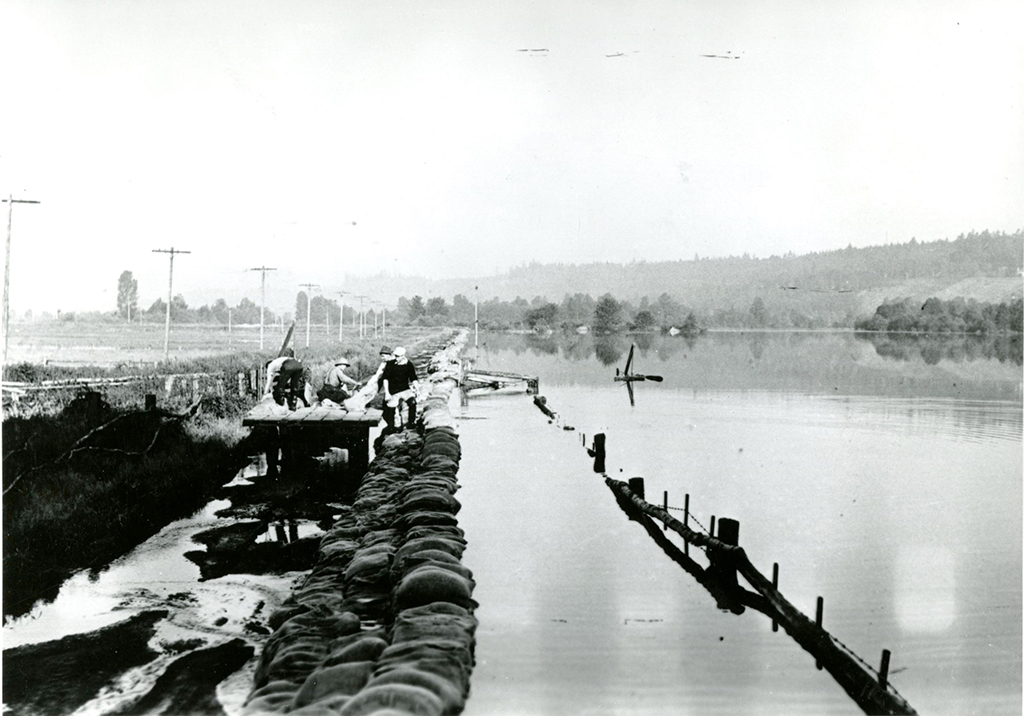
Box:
243, 403, 383, 473
242, 404, 383, 426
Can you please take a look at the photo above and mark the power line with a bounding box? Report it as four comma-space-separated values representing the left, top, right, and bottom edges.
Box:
152, 247, 191, 359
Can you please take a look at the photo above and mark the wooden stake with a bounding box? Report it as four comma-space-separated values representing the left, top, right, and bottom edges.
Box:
663, 491, 668, 531
628, 477, 645, 500
683, 493, 690, 556
816, 597, 824, 670
879, 649, 891, 689
772, 563, 779, 632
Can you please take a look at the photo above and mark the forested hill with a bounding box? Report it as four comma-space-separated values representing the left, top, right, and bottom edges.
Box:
346, 230, 1023, 317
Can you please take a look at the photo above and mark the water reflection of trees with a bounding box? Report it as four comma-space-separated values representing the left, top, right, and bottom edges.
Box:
858, 332, 1023, 366
523, 333, 559, 355
474, 330, 707, 365
594, 335, 627, 366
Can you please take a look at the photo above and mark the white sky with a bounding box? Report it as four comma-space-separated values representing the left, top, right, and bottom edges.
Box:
2, 0, 1022, 314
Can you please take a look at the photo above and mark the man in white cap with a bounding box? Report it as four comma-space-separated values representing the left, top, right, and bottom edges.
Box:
379, 345, 419, 431
318, 356, 360, 405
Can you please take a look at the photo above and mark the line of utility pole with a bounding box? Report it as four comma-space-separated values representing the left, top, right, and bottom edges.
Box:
152, 247, 190, 359
337, 291, 349, 342
3, 194, 41, 366
356, 295, 368, 339
299, 283, 319, 347
248, 266, 277, 350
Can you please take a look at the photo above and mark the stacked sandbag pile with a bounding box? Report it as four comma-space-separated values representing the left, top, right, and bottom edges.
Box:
243, 332, 475, 716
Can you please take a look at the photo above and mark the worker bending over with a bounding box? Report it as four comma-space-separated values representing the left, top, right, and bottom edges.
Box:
264, 348, 309, 410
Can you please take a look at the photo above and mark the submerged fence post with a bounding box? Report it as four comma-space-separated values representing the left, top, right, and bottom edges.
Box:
772, 563, 779, 632
628, 477, 645, 500
593, 433, 606, 473
718, 518, 739, 545
879, 649, 891, 689
683, 493, 690, 556
816, 597, 824, 670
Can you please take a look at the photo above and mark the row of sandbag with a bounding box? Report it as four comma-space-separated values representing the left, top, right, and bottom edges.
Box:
242, 337, 474, 716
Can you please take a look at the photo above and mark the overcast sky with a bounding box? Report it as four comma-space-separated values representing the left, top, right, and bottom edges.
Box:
2, 1, 1022, 314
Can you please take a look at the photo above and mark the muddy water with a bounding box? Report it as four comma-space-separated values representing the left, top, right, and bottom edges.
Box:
456, 332, 1022, 715
1, 460, 313, 715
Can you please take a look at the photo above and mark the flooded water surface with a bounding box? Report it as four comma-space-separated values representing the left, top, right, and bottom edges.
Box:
456, 331, 1022, 715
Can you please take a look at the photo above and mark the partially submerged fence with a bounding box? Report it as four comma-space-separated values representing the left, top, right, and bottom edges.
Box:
531, 395, 918, 716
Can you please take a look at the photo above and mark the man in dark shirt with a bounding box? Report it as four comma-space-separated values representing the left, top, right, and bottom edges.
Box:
379, 346, 419, 431
264, 348, 307, 410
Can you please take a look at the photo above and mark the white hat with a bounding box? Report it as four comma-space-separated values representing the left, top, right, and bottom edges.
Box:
394, 346, 407, 357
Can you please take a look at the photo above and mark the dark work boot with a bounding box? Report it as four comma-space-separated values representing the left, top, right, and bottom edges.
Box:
382, 405, 396, 433
406, 400, 417, 429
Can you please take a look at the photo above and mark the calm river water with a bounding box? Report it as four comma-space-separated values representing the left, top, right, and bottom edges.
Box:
456, 331, 1022, 716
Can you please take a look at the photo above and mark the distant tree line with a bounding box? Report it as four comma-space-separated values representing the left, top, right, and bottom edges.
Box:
385, 291, 704, 334
855, 296, 1024, 334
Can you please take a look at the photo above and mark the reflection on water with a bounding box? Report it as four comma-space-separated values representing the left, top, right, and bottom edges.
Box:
472, 330, 1023, 403
858, 332, 1023, 366
458, 331, 1021, 716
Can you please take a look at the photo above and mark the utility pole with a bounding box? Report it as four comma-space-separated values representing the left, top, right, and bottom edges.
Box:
3, 194, 40, 366
248, 266, 277, 350
356, 295, 367, 339
299, 283, 319, 347
474, 285, 479, 349
152, 247, 190, 359
337, 291, 349, 342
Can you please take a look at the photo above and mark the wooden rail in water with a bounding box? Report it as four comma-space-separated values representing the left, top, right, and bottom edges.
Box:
606, 478, 918, 716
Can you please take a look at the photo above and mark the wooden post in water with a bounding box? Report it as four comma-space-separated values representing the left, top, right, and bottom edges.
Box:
879, 649, 891, 689
816, 597, 824, 670
683, 493, 690, 556
593, 433, 606, 474
772, 563, 779, 632
628, 477, 645, 500
718, 518, 739, 545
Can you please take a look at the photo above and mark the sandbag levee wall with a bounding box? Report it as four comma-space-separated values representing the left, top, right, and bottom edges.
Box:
243, 333, 475, 716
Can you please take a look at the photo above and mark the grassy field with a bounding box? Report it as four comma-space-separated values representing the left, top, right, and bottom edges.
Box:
5, 321, 419, 368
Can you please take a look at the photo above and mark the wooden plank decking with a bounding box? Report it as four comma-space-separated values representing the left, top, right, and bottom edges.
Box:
242, 403, 382, 426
